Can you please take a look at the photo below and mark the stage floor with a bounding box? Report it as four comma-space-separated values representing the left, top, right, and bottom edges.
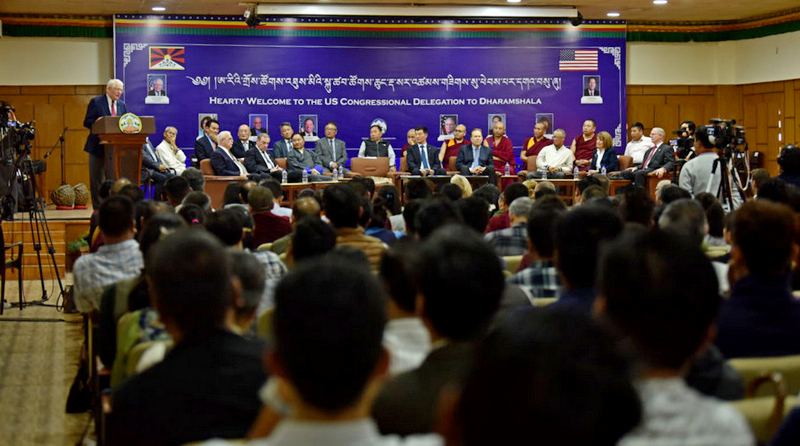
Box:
11, 205, 93, 222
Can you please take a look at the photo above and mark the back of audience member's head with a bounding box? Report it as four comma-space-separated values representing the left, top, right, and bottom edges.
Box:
457, 196, 490, 234
349, 176, 376, 198
259, 179, 284, 202
368, 197, 392, 230
658, 199, 707, 246
99, 180, 114, 202
292, 196, 321, 222
778, 145, 800, 175
111, 178, 132, 195
521, 179, 537, 198
456, 309, 640, 446
555, 205, 623, 289
405, 178, 431, 201
620, 187, 655, 227
178, 204, 206, 226
508, 196, 532, 220
402, 200, 423, 237
599, 228, 720, 370
117, 184, 144, 203
226, 249, 265, 322
322, 184, 360, 229
580, 185, 607, 203
247, 186, 273, 213
272, 257, 386, 411
327, 246, 372, 272
239, 180, 257, 204
181, 167, 205, 192
357, 196, 373, 229
138, 212, 186, 258
527, 205, 567, 259
750, 168, 770, 194
376, 185, 402, 215
533, 181, 556, 200
417, 225, 504, 341
439, 183, 463, 202
532, 194, 568, 212
223, 183, 243, 206
205, 208, 244, 246
659, 184, 691, 205
134, 200, 163, 235
451, 174, 474, 198
380, 240, 420, 314
654, 180, 671, 204
182, 191, 212, 213
732, 200, 797, 275
578, 175, 602, 194
502, 183, 529, 210
164, 176, 191, 205
472, 184, 500, 210
146, 230, 232, 337
758, 177, 790, 205
297, 188, 316, 199
414, 199, 463, 239
705, 202, 725, 239
99, 195, 135, 238
291, 217, 337, 264
594, 174, 610, 194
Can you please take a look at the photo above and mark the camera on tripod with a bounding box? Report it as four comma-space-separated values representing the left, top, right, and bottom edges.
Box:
670, 122, 696, 159
0, 101, 35, 155
703, 118, 746, 157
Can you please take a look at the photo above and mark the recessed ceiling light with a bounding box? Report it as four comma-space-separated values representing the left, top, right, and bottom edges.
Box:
606, 12, 621, 17
653, 0, 668, 4
152, 6, 166, 11
507, 0, 522, 3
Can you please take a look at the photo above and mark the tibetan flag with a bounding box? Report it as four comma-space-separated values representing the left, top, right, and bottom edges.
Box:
149, 47, 185, 70
559, 49, 598, 71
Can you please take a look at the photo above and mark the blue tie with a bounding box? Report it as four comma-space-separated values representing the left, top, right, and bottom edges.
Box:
420, 145, 429, 170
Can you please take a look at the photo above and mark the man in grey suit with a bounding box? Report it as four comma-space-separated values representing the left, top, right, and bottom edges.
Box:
271, 122, 294, 159
625, 127, 676, 188
456, 128, 495, 183
287, 133, 331, 182
314, 121, 352, 177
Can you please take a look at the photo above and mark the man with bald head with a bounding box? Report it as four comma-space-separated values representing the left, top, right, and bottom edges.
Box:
249, 186, 292, 247
231, 124, 254, 158
268, 196, 322, 256
84, 79, 127, 207
625, 127, 675, 188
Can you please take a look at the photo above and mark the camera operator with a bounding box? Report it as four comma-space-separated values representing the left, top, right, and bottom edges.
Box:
678, 126, 742, 212
673, 120, 696, 160
777, 145, 800, 190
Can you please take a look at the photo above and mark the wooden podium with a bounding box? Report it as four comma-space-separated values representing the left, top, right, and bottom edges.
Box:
91, 116, 156, 186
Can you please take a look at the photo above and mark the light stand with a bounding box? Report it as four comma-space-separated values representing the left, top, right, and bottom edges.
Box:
43, 126, 68, 185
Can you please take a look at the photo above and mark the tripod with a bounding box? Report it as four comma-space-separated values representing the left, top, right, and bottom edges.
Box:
709, 150, 747, 213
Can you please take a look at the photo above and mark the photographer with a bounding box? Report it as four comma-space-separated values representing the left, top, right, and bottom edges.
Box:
678, 126, 742, 211
674, 120, 696, 161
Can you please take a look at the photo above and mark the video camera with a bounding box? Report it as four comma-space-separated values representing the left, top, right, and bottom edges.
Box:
703, 118, 746, 154
669, 122, 696, 159
0, 101, 36, 158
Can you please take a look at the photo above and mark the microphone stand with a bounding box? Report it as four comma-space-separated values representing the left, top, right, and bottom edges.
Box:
43, 126, 68, 185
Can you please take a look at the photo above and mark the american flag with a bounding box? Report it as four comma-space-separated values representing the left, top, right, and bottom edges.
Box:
559, 49, 598, 71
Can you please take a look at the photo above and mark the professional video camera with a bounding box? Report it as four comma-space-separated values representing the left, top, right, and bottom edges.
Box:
0, 101, 36, 158
670, 122, 696, 159
702, 118, 746, 156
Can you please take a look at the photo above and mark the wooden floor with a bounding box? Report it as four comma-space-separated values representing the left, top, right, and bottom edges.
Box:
0, 280, 90, 446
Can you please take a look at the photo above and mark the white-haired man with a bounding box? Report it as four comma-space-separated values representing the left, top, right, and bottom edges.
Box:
626, 127, 675, 189
210, 131, 249, 179
83, 79, 127, 208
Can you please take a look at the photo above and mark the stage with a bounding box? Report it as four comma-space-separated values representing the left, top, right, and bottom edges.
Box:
1, 205, 93, 280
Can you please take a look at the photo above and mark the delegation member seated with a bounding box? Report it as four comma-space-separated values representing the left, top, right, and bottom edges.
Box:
142, 137, 175, 199
244, 132, 300, 183
407, 126, 446, 176
155, 126, 187, 175
358, 124, 397, 172
210, 131, 258, 180
587, 131, 619, 174
528, 129, 574, 179
316, 121, 354, 176
194, 118, 219, 163
456, 128, 495, 183
286, 133, 331, 182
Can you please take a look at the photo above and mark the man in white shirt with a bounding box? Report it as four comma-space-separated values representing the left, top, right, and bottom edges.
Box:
623, 122, 655, 166
529, 129, 575, 179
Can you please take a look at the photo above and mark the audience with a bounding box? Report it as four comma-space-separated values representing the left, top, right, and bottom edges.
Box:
484, 196, 532, 256
269, 196, 322, 256
414, 199, 463, 240
259, 179, 292, 219
163, 175, 191, 209
287, 217, 337, 267
323, 183, 386, 272
485, 182, 528, 233
181, 166, 205, 192
456, 196, 490, 234
248, 186, 292, 248
620, 186, 655, 227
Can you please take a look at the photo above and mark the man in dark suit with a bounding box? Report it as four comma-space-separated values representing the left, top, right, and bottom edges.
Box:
231, 124, 254, 158
245, 133, 299, 182
315, 121, 352, 176
109, 231, 267, 445
146, 77, 167, 97
407, 126, 446, 176
83, 79, 127, 208
194, 118, 219, 164
210, 131, 250, 178
141, 137, 174, 199
373, 226, 504, 435
271, 122, 294, 159
456, 128, 495, 182
627, 127, 675, 188
583, 76, 600, 97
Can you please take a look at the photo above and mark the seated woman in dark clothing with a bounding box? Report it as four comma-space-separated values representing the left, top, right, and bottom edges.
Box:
363, 197, 396, 246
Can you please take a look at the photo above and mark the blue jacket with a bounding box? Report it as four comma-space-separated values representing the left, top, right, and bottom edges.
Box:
456, 144, 493, 174
210, 149, 245, 176
407, 143, 445, 176
83, 95, 127, 156
589, 149, 619, 172
194, 135, 216, 162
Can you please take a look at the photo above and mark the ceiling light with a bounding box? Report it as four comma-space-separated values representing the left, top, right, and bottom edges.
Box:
152, 6, 166, 11
606, 12, 621, 17
653, 0, 668, 4
507, 0, 522, 3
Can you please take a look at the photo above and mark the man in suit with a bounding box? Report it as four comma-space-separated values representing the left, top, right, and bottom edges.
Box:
287, 133, 329, 182
142, 137, 174, 199
245, 133, 299, 182
146, 77, 167, 97
583, 76, 600, 97
271, 122, 294, 159
315, 121, 352, 176
210, 131, 250, 179
194, 118, 219, 164
456, 128, 495, 182
231, 124, 254, 158
626, 127, 675, 188
407, 126, 446, 176
83, 78, 127, 208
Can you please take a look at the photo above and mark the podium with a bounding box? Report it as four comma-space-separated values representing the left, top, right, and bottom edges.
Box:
91, 116, 156, 186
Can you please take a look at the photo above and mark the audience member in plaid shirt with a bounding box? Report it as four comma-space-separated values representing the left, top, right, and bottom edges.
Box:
484, 197, 532, 256
508, 196, 568, 300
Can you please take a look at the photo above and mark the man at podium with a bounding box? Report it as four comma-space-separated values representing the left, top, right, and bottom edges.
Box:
84, 79, 127, 208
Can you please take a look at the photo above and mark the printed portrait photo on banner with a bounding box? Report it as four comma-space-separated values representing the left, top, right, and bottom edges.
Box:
145, 74, 169, 104
299, 114, 319, 141
249, 114, 268, 141
536, 113, 554, 136
198, 113, 218, 137
581, 75, 603, 104
488, 113, 506, 136
438, 114, 458, 141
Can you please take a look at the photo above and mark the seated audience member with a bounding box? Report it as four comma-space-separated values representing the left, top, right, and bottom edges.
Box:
178, 203, 206, 226
248, 186, 292, 247
181, 167, 205, 192
182, 191, 212, 215
73, 196, 144, 313
414, 199, 463, 240
223, 182, 244, 207
587, 131, 619, 174
402, 201, 424, 239
260, 179, 292, 219
380, 242, 432, 375
485, 182, 528, 233
373, 225, 504, 436
286, 217, 337, 267
365, 197, 398, 246
773, 407, 800, 446
164, 176, 191, 209
777, 144, 800, 189
286, 133, 329, 181
521, 179, 537, 197
456, 128, 495, 182
508, 199, 568, 300
529, 129, 574, 179
594, 174, 611, 194
349, 176, 376, 200
758, 177, 791, 204
269, 196, 321, 256
438, 183, 463, 202
110, 230, 267, 445
579, 185, 607, 204
142, 137, 175, 199
660, 183, 692, 205
533, 181, 556, 199
597, 229, 754, 445
449, 175, 473, 198
457, 196, 490, 234
377, 185, 405, 234
715, 200, 800, 358
117, 184, 145, 204
619, 187, 655, 227
484, 196, 532, 256
323, 184, 386, 272
358, 124, 397, 172
695, 192, 727, 247
226, 249, 266, 334
550, 205, 623, 315
453, 309, 641, 446
155, 126, 187, 175
405, 178, 432, 203
239, 180, 257, 204
654, 179, 672, 205
576, 174, 601, 195
472, 184, 500, 212
207, 258, 440, 446
210, 131, 251, 178
749, 168, 770, 198
407, 126, 446, 176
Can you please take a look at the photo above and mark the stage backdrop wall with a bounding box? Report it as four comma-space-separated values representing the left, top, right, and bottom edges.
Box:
114, 15, 627, 160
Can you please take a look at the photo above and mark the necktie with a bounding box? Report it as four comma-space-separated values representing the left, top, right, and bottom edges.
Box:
420, 145, 429, 170
227, 150, 247, 175
149, 145, 159, 163
330, 140, 335, 160
111, 101, 117, 116
472, 147, 480, 169
643, 146, 657, 169
262, 150, 274, 169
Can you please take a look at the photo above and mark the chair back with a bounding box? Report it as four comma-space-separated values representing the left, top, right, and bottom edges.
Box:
351, 157, 390, 177
618, 155, 633, 171
199, 159, 215, 175
503, 255, 524, 274
448, 156, 458, 172
276, 158, 288, 170
400, 155, 408, 173
729, 355, 800, 398
257, 307, 275, 337
527, 156, 538, 172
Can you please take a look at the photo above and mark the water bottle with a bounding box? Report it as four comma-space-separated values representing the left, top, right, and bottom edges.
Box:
601, 166, 607, 176
542, 164, 549, 177
333, 166, 340, 180
281, 169, 288, 184
573, 165, 579, 178
504, 162, 510, 176
302, 169, 308, 184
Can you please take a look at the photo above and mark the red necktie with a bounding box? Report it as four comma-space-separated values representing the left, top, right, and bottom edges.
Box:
643, 146, 657, 168
111, 101, 117, 116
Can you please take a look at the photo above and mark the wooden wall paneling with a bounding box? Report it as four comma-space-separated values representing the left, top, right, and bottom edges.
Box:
33, 103, 65, 197
653, 104, 681, 132
785, 118, 796, 146
767, 128, 782, 159
785, 82, 795, 119
627, 99, 656, 129
641, 86, 690, 95
65, 164, 90, 188
716, 85, 743, 122
756, 102, 768, 145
